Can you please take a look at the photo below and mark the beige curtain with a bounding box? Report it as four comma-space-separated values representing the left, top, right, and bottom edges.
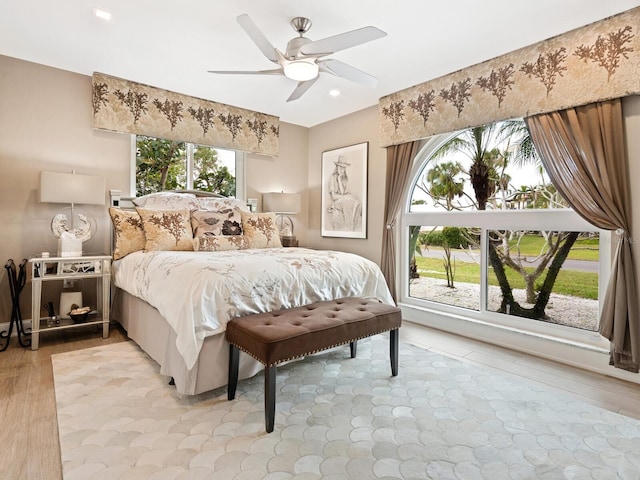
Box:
381, 141, 420, 301
525, 99, 639, 372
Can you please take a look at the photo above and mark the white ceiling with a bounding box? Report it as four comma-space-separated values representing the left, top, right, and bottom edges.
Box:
1, 1, 638, 127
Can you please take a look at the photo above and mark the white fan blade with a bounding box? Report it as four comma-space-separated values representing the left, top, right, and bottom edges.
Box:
300, 26, 386, 56
286, 77, 319, 102
319, 59, 378, 87
208, 68, 283, 75
236, 14, 278, 63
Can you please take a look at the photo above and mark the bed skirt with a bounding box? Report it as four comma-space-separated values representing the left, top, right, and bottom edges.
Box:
111, 288, 264, 395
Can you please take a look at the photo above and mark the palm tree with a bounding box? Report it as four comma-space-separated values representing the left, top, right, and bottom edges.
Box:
432, 124, 501, 210
425, 161, 466, 210
429, 120, 580, 319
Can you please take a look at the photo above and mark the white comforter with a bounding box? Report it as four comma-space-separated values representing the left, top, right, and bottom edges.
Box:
113, 247, 394, 369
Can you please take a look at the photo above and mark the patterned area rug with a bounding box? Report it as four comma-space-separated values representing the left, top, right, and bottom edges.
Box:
52, 336, 640, 479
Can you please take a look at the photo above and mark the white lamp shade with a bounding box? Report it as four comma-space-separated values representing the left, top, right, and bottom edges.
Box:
262, 192, 301, 214
40, 171, 106, 205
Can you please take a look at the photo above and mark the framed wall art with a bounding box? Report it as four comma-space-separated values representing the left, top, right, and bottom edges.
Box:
321, 142, 368, 239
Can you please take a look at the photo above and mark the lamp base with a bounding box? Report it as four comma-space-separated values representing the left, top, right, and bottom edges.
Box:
281, 235, 298, 247
58, 237, 83, 257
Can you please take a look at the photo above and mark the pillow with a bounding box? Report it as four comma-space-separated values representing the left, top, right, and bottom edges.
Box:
136, 208, 194, 251
241, 212, 282, 249
197, 197, 249, 212
109, 208, 146, 260
132, 191, 199, 210
194, 235, 248, 252
191, 208, 243, 237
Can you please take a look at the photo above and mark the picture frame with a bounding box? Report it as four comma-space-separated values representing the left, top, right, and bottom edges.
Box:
321, 142, 368, 238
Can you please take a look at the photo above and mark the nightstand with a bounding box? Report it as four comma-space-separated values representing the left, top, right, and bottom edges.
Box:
29, 254, 111, 350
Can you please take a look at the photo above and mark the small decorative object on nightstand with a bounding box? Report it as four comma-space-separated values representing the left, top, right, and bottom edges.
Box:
29, 254, 111, 350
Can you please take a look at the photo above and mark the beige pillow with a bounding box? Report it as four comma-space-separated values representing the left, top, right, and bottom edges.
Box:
109, 208, 146, 260
241, 212, 282, 249
194, 235, 248, 252
136, 208, 194, 251
190, 208, 243, 237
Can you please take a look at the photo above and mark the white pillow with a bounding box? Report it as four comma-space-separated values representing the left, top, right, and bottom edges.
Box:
197, 197, 249, 212
133, 192, 198, 210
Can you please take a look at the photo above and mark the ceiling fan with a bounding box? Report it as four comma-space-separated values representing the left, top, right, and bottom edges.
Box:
208, 14, 387, 102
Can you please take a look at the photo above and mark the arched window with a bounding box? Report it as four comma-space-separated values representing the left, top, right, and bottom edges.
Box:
398, 121, 611, 352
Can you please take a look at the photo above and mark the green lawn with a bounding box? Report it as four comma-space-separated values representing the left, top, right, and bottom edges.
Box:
415, 256, 598, 300
504, 234, 599, 261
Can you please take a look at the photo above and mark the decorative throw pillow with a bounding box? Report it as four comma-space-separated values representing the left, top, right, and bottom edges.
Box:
109, 208, 146, 260
132, 191, 199, 210
241, 212, 282, 249
136, 208, 194, 251
197, 197, 249, 212
190, 208, 243, 237
194, 235, 248, 252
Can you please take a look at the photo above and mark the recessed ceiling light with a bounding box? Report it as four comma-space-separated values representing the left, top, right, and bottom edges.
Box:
329, 89, 341, 97
93, 7, 112, 21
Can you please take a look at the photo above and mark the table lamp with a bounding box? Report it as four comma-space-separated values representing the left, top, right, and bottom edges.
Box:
39, 171, 106, 257
263, 191, 301, 247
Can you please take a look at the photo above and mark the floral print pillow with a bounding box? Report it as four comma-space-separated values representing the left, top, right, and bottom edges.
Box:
109, 208, 146, 260
190, 208, 243, 237
241, 212, 282, 249
136, 208, 194, 251
194, 235, 248, 252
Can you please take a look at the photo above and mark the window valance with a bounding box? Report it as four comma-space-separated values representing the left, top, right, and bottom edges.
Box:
92, 72, 279, 156
379, 7, 639, 147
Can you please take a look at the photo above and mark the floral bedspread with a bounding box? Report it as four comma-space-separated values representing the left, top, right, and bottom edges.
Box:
113, 247, 394, 369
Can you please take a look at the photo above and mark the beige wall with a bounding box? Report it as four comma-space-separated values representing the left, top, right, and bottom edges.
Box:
0, 55, 310, 323
246, 122, 309, 246
307, 106, 386, 264
0, 55, 131, 322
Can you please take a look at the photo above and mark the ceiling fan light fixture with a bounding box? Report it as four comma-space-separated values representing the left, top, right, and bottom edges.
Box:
284, 60, 319, 82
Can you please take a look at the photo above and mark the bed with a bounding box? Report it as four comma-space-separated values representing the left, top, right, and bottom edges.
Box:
109, 191, 394, 395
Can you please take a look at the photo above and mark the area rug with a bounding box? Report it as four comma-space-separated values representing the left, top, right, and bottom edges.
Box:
52, 336, 640, 479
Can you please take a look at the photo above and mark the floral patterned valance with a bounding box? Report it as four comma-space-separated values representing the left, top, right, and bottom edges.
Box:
92, 72, 279, 156
379, 7, 640, 147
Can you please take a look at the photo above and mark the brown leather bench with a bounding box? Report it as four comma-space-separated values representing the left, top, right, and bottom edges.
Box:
226, 297, 402, 432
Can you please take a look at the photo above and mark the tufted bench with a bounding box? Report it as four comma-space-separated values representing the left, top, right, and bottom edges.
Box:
225, 297, 402, 432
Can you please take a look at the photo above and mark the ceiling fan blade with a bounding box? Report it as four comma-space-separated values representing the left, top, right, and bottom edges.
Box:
319, 59, 378, 87
236, 14, 279, 63
208, 68, 283, 75
286, 77, 319, 102
300, 26, 386, 56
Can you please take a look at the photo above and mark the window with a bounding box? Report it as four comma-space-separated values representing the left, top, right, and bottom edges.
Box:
402, 120, 606, 345
132, 135, 245, 198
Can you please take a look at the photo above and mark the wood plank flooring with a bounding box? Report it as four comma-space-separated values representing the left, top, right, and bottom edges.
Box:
1, 320, 638, 479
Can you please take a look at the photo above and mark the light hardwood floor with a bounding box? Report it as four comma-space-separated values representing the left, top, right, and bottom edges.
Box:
1, 320, 639, 479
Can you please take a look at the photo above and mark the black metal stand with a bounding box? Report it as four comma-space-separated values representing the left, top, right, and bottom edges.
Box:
1, 259, 31, 351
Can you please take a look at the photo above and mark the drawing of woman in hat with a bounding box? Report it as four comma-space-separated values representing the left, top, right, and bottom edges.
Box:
327, 155, 362, 231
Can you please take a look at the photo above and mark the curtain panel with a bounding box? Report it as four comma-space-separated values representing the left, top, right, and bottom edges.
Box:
382, 141, 420, 301
380, 7, 640, 147
92, 72, 279, 156
525, 99, 639, 372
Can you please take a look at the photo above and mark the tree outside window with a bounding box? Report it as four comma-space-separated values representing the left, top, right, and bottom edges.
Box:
135, 136, 235, 197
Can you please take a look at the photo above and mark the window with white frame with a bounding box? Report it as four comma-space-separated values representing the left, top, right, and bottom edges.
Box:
401, 120, 607, 340
132, 135, 245, 198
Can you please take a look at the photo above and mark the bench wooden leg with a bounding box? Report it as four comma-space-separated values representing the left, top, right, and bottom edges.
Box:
390, 329, 399, 376
350, 340, 357, 358
264, 365, 276, 433
228, 344, 239, 400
